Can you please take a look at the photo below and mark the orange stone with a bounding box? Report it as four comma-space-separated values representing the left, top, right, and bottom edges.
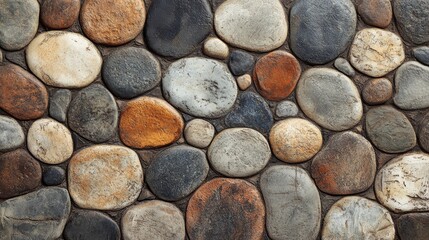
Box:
119, 96, 184, 149
254, 50, 301, 101
41, 0, 81, 29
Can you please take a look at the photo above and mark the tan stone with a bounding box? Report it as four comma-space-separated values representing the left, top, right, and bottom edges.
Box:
236, 74, 252, 90
203, 37, 229, 59
184, 119, 215, 148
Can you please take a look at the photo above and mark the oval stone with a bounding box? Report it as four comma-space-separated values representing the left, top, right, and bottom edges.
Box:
413, 46, 429, 66
362, 78, 393, 105
398, 213, 429, 240
0, 115, 25, 151
49, 89, 72, 123
41, 0, 80, 29
275, 100, 299, 118
357, 0, 392, 28
203, 37, 229, 60
334, 57, 355, 77
184, 119, 215, 148
64, 211, 120, 240
43, 166, 66, 186
394, 0, 429, 44
26, 31, 102, 88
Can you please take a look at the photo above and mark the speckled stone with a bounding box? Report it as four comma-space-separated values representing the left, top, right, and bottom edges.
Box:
184, 119, 215, 148
228, 50, 254, 76
64, 211, 120, 240
334, 57, 355, 77
203, 38, 229, 60
418, 112, 429, 152
357, 0, 392, 28
43, 166, 65, 186
41, 0, 80, 29
394, 0, 429, 44
236, 74, 252, 90
413, 46, 429, 66
275, 100, 299, 118
397, 213, 429, 240
49, 89, 72, 123
362, 78, 393, 105
0, 115, 25, 151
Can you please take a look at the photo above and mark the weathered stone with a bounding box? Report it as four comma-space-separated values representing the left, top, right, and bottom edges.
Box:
41, 0, 80, 29
394, 0, 429, 44
228, 50, 254, 76
334, 57, 355, 77
236, 74, 252, 90
203, 37, 229, 60
43, 166, 65, 186
184, 119, 215, 148
0, 115, 25, 151
413, 46, 429, 66
64, 211, 120, 240
275, 100, 299, 118
357, 0, 392, 28
49, 89, 72, 123
419, 112, 429, 153
397, 213, 429, 240
362, 78, 393, 105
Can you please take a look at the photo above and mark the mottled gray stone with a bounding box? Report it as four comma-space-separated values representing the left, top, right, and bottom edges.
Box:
64, 211, 120, 240
413, 46, 429, 66
275, 100, 299, 118
228, 50, 254, 76
334, 57, 355, 77
43, 166, 65, 186
419, 112, 429, 153
49, 89, 71, 123
398, 213, 429, 240
0, 115, 25, 151
394, 0, 429, 44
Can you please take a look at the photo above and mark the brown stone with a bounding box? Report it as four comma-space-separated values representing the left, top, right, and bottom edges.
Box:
80, 0, 146, 46
362, 78, 393, 105
358, 0, 392, 28
41, 0, 81, 29
0, 149, 42, 199
186, 178, 265, 240
119, 96, 184, 149
254, 50, 301, 101
0, 64, 48, 120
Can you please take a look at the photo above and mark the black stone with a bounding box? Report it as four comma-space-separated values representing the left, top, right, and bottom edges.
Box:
397, 213, 429, 240
228, 50, 254, 76
42, 166, 65, 186
64, 211, 120, 240
49, 89, 71, 122
394, 0, 429, 44
414, 47, 429, 66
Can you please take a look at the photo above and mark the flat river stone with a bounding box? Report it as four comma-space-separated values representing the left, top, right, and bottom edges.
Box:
0, 115, 25, 151
394, 0, 429, 44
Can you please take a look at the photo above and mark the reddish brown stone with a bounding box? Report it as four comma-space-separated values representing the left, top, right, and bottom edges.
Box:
41, 0, 81, 29
186, 178, 265, 240
0, 64, 48, 120
0, 149, 42, 198
362, 78, 393, 105
358, 0, 392, 28
254, 50, 301, 101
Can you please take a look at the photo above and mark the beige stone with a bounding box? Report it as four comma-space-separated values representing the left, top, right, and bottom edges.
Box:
184, 119, 215, 148
203, 37, 229, 59
236, 74, 252, 90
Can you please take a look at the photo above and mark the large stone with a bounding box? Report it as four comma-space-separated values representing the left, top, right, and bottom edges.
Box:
0, 115, 25, 151
184, 119, 215, 148
41, 0, 80, 29
357, 0, 392, 28
394, 0, 429, 44
49, 89, 72, 123
64, 211, 120, 240
397, 213, 429, 240
362, 78, 393, 105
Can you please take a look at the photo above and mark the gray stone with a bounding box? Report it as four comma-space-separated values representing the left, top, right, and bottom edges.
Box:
418, 112, 429, 152
394, 0, 429, 44
64, 211, 120, 240
228, 50, 254, 76
49, 89, 72, 123
275, 100, 299, 118
413, 46, 429, 66
398, 213, 429, 240
43, 166, 65, 186
0, 115, 25, 151
334, 58, 355, 77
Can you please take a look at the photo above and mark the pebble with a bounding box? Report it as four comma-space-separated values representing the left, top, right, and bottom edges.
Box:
290, 0, 356, 64
146, 145, 209, 201
362, 78, 393, 105
0, 149, 41, 199
311, 131, 376, 195
225, 92, 273, 135
260, 165, 321, 240
275, 100, 299, 118
269, 118, 322, 163
296, 68, 363, 131
357, 0, 392, 28
41, 0, 80, 29
43, 166, 66, 186
419, 112, 429, 152
0, 115, 25, 151
68, 145, 143, 210
0, 64, 48, 120
236, 74, 252, 90
49, 89, 72, 123
322, 196, 395, 240
122, 200, 186, 240
375, 153, 429, 212
203, 38, 229, 60
163, 57, 238, 118
184, 119, 215, 148
397, 213, 429, 240
394, 0, 429, 44
334, 58, 355, 77
64, 211, 120, 240
68, 84, 118, 143
0, 187, 71, 240
186, 178, 265, 240
145, 0, 212, 58
119, 96, 184, 149
26, 31, 102, 88
0, 0, 39, 50
228, 50, 254, 76
365, 106, 416, 153
413, 46, 429, 66
102, 47, 161, 99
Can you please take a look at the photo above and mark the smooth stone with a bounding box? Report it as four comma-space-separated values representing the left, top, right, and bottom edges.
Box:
290, 0, 356, 64
41, 0, 80, 29
322, 196, 395, 240
4, 51, 26, 69
184, 119, 215, 148
0, 150, 41, 199
186, 178, 265, 240
228, 50, 254, 76
68, 84, 118, 143
64, 211, 120, 240
27, 31, 102, 88
261, 165, 321, 240
145, 0, 212, 58
362, 78, 393, 105
203, 37, 229, 60
0, 0, 39, 50
0, 187, 71, 240
375, 153, 429, 212
102, 47, 161, 99
394, 0, 429, 44
349, 28, 405, 77
68, 145, 143, 210
215, 0, 287, 52
208, 128, 271, 177
365, 106, 416, 153
0, 115, 25, 151
43, 166, 66, 186
296, 68, 363, 131
334, 57, 355, 77
275, 100, 299, 118
236, 74, 252, 90
0, 50, 2, 62
122, 200, 185, 240
225, 92, 273, 135
419, 112, 429, 152
163, 57, 238, 118
413, 46, 429, 66
49, 89, 72, 123
398, 213, 429, 240
357, 0, 392, 28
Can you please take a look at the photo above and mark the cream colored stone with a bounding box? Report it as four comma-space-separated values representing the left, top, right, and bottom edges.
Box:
203, 37, 229, 59
236, 74, 252, 90
184, 119, 215, 148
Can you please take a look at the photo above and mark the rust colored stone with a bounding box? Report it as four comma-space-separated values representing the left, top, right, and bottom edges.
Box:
358, 0, 392, 28
362, 78, 393, 105
41, 0, 81, 29
0, 64, 48, 120
254, 50, 301, 101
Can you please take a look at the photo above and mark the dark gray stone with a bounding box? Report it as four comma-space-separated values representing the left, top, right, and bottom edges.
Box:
43, 166, 65, 186
64, 211, 120, 240
334, 57, 355, 77
5, 51, 28, 70
228, 50, 254, 76
414, 46, 429, 66
0, 115, 24, 151
397, 213, 429, 240
394, 0, 429, 44
418, 112, 429, 153
49, 89, 71, 123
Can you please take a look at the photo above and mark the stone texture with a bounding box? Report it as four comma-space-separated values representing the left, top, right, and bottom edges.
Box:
184, 119, 215, 148
419, 112, 429, 152
203, 37, 229, 60
27, 31, 102, 88
41, 0, 80, 29
228, 50, 254, 76
311, 131, 376, 195
186, 178, 265, 240
43, 166, 66, 186
296, 68, 363, 131
236, 74, 252, 90
275, 100, 299, 118
357, 0, 392, 28
64, 211, 120, 240
394, 0, 429, 44
397, 213, 429, 240
413, 46, 429, 66
119, 96, 184, 149
68, 145, 143, 210
49, 89, 72, 123
362, 78, 393, 105
0, 115, 25, 151
260, 165, 321, 240
334, 57, 355, 77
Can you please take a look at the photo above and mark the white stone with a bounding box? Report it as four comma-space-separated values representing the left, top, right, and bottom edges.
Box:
275, 100, 299, 118
236, 74, 252, 90
0, 115, 25, 151
203, 37, 229, 59
184, 119, 215, 148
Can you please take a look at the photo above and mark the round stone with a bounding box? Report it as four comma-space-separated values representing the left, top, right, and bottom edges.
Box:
0, 115, 25, 151
296, 68, 363, 131
68, 84, 118, 143
413, 46, 429, 66
254, 50, 301, 101
398, 213, 429, 240
64, 211, 120, 240
43, 166, 65, 186
68, 145, 143, 210
357, 0, 392, 28
0, 0, 39, 50
228, 50, 254, 76
311, 131, 376, 195
26, 31, 102, 88
146, 145, 209, 201
349, 28, 405, 77
365, 106, 416, 153
419, 112, 429, 152
203, 38, 229, 60
184, 119, 215, 148
275, 100, 299, 118
322, 196, 395, 240
119, 96, 184, 149
41, 0, 80, 29
122, 200, 185, 240
394, 0, 429, 44
49, 89, 72, 123
362, 78, 393, 105
269, 118, 323, 163
334, 57, 355, 77
208, 128, 271, 177
290, 0, 356, 64
186, 178, 265, 240
236, 74, 252, 90
162, 57, 238, 118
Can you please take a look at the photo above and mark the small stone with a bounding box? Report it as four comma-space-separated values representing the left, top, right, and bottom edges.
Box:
269, 118, 322, 163
413, 46, 429, 66
419, 112, 429, 152
137, 188, 156, 201
349, 28, 405, 77
203, 38, 229, 59
322, 196, 395, 240
43, 166, 66, 186
0, 149, 41, 199
119, 96, 184, 149
228, 50, 254, 76
49, 89, 72, 123
334, 57, 355, 77
357, 0, 392, 28
362, 78, 393, 105
236, 74, 252, 90
397, 213, 429, 240
68, 145, 143, 210
0, 115, 25, 151
0, 50, 2, 62
254, 50, 301, 101
122, 200, 185, 240
186, 178, 265, 240
365, 106, 416, 153
41, 0, 80, 29
394, 0, 429, 44
64, 211, 120, 240
102, 47, 161, 99
184, 119, 215, 148
26, 31, 102, 88
275, 100, 299, 118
